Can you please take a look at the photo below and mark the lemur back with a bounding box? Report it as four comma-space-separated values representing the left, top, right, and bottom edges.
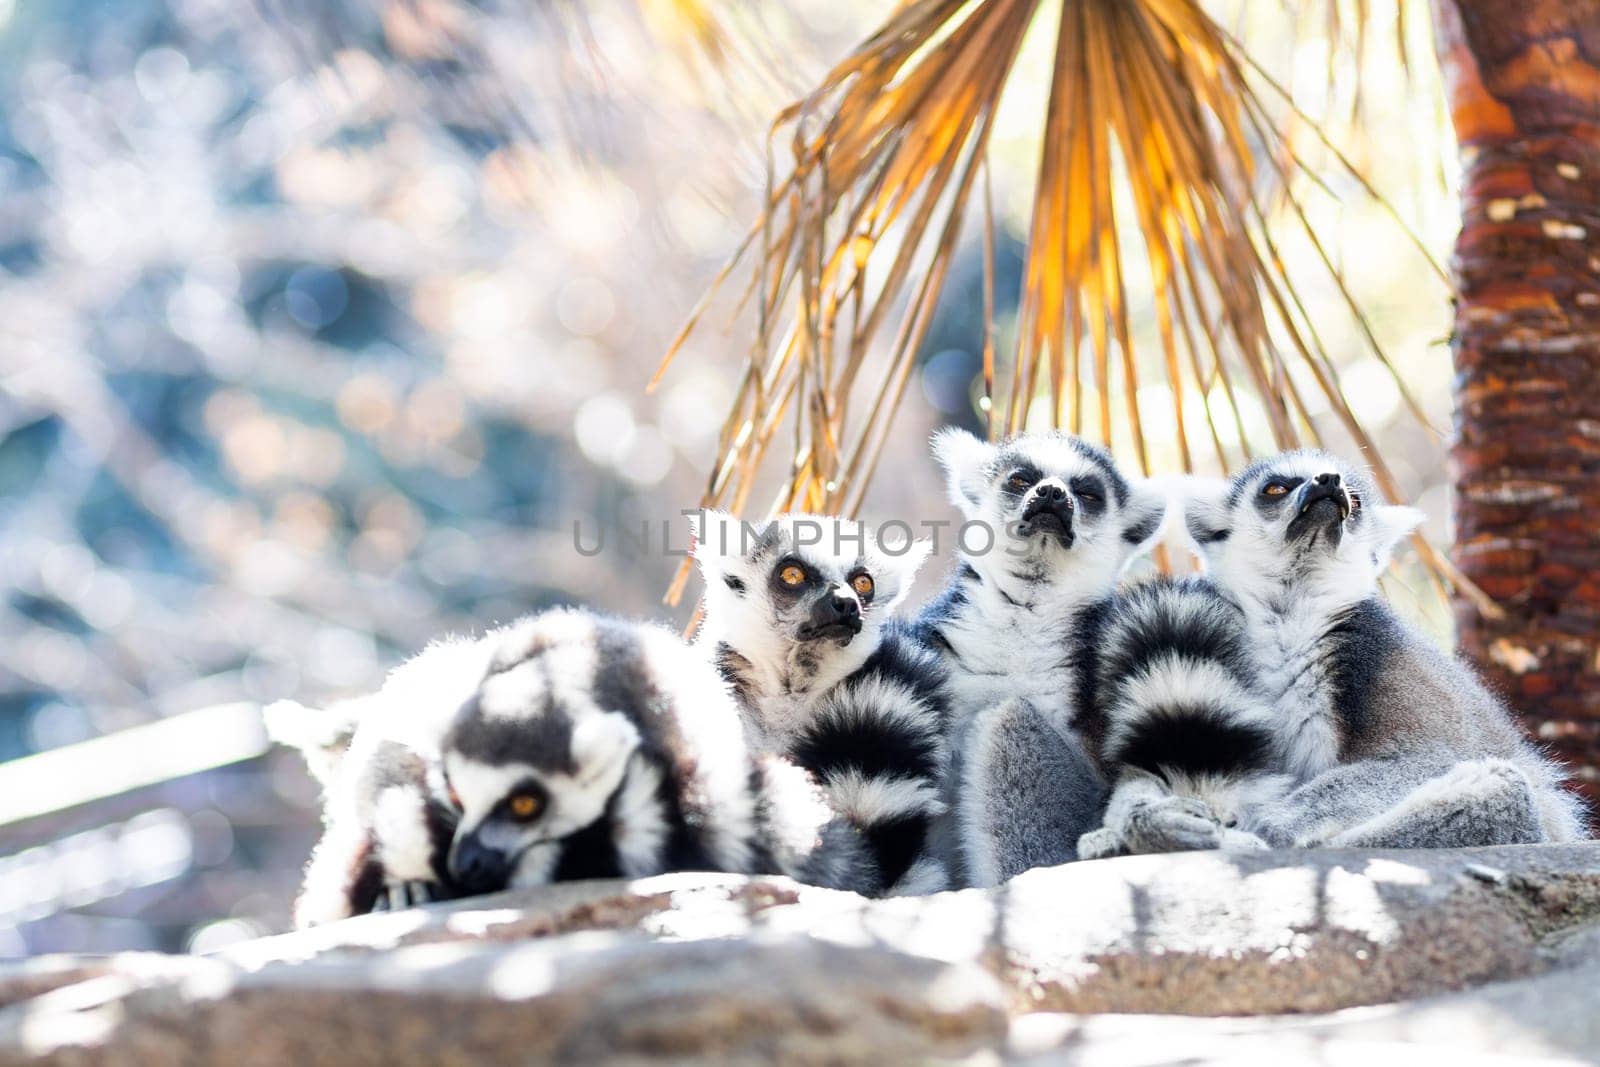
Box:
693, 513, 950, 895
442, 608, 886, 895
269, 608, 891, 924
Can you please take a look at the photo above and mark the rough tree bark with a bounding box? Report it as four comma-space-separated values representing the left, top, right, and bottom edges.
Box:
1435, 1, 1600, 802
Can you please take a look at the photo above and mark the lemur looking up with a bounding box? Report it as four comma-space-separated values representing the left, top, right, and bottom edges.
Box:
914, 428, 1168, 885
1088, 450, 1587, 853
693, 512, 950, 895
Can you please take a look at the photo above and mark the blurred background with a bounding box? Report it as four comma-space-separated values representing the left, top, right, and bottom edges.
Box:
1, 0, 1456, 956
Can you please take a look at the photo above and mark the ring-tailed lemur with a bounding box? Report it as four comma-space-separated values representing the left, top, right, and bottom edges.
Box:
265, 632, 500, 926
441, 607, 882, 895
1146, 450, 1589, 849
691, 511, 950, 895
915, 429, 1168, 885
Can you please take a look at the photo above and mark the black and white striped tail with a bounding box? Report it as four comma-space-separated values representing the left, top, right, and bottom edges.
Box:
1096, 578, 1276, 782
789, 626, 950, 895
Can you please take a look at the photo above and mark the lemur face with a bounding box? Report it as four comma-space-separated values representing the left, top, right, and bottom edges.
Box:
693, 512, 930, 654
932, 428, 1166, 582
1184, 450, 1423, 597
441, 614, 641, 895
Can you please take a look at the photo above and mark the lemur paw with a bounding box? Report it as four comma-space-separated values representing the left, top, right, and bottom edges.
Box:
1077, 827, 1127, 860
1218, 828, 1270, 852
1123, 796, 1224, 854
370, 880, 443, 912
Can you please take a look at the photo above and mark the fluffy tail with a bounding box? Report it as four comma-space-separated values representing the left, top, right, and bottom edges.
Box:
789, 633, 949, 895
1097, 577, 1277, 781
1087, 578, 1293, 855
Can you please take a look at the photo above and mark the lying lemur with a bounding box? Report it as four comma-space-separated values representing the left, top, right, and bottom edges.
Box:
270, 608, 896, 925
692, 512, 950, 894
1083, 450, 1588, 856
914, 428, 1168, 885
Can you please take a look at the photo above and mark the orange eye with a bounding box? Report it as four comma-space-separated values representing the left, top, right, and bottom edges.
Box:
508, 793, 543, 820
851, 573, 875, 599
1263, 482, 1288, 497
779, 564, 807, 586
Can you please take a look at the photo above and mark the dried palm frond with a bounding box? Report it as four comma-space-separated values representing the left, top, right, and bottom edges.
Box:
656, 0, 1490, 613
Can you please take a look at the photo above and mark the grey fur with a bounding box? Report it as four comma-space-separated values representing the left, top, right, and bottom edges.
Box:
951, 698, 1107, 886
1182, 450, 1589, 849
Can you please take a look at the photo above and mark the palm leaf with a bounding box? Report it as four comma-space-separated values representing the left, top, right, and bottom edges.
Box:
657, 0, 1494, 616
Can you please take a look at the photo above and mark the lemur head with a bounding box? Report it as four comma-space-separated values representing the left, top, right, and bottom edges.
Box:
931, 428, 1166, 589
692, 511, 930, 679
441, 611, 642, 895
1184, 450, 1423, 605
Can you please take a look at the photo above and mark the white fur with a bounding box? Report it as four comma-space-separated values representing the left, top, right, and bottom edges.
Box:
1183, 455, 1421, 781
1103, 652, 1271, 758
928, 430, 1167, 735
610, 755, 671, 876
888, 855, 950, 896
370, 785, 439, 881
957, 701, 1008, 887
635, 623, 762, 871
826, 771, 944, 825
693, 511, 931, 748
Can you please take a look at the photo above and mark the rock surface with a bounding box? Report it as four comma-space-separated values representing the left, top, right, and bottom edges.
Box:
4, 844, 1600, 1064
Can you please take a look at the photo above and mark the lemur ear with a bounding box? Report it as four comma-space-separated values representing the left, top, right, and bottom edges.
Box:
1370, 503, 1425, 569
931, 428, 995, 519
262, 697, 364, 789
1120, 479, 1171, 552
1179, 477, 1233, 560
867, 536, 933, 610
690, 510, 746, 567
572, 710, 641, 778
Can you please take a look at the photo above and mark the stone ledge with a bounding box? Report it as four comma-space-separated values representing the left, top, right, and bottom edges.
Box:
4, 844, 1598, 1064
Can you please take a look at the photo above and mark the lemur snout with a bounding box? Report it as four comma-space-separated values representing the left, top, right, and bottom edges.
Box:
1314, 472, 1341, 488
827, 589, 862, 619
1033, 482, 1069, 504
802, 587, 863, 640
450, 835, 511, 895
1020, 480, 1075, 547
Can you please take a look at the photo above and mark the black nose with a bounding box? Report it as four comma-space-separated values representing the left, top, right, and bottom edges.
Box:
825, 590, 861, 620
1314, 472, 1341, 488
1035, 482, 1068, 503
449, 836, 511, 895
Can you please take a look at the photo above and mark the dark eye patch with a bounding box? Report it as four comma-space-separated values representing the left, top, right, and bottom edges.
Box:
770, 556, 815, 598
1069, 475, 1107, 517
1001, 464, 1042, 499
494, 778, 548, 822
1256, 476, 1303, 510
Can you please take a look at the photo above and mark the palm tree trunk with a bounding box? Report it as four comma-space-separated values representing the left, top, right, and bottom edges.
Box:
1435, 0, 1600, 801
